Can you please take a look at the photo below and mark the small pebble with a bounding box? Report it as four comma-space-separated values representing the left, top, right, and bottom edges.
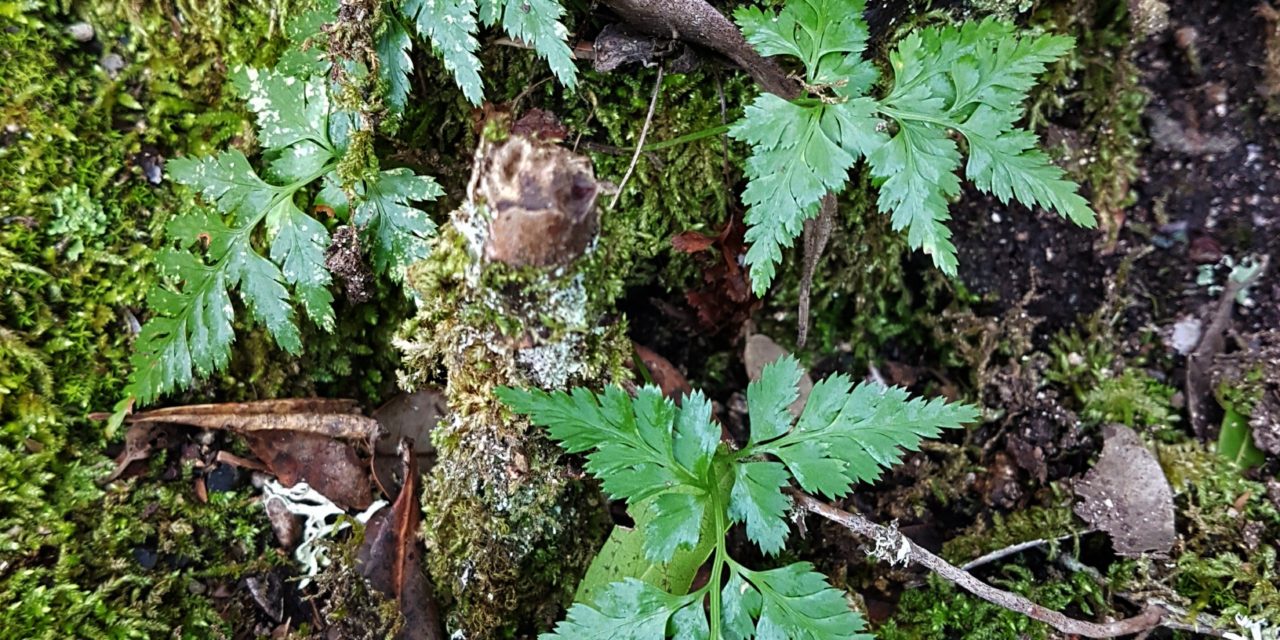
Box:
132, 546, 158, 570
205, 464, 240, 493
100, 53, 125, 78
66, 22, 94, 42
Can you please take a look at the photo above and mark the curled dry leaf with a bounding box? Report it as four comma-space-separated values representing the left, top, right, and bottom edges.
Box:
675, 215, 758, 334
107, 398, 382, 509
357, 439, 441, 640
128, 398, 382, 442
1073, 424, 1176, 556
104, 422, 178, 483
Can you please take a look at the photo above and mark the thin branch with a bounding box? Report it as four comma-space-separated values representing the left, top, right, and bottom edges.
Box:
608, 66, 665, 211
792, 492, 1174, 639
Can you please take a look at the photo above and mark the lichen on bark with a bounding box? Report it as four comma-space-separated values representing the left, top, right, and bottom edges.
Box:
398, 130, 628, 636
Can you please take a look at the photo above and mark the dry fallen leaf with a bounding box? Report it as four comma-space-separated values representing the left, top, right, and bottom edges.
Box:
128, 398, 382, 442
633, 343, 693, 401
1073, 424, 1175, 556
357, 439, 441, 640
103, 422, 178, 483
372, 389, 446, 494
244, 430, 372, 510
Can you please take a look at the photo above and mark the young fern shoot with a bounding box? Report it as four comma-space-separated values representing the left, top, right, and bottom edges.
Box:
729, 0, 1096, 294
499, 356, 979, 638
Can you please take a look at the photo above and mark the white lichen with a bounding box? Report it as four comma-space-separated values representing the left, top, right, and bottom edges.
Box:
260, 479, 386, 587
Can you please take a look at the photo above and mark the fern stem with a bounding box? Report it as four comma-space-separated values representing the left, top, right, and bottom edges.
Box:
709, 487, 727, 638
638, 123, 731, 152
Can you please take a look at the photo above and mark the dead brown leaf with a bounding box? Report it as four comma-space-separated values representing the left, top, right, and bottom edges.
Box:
244, 430, 373, 510
128, 398, 382, 442
357, 439, 441, 640
372, 389, 446, 495
1073, 424, 1175, 556
633, 343, 693, 401
676, 215, 758, 334
103, 422, 178, 483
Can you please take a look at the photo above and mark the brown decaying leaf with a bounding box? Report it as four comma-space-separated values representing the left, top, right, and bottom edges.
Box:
674, 215, 758, 334
103, 422, 178, 483
128, 398, 382, 442
633, 343, 693, 401
372, 389, 446, 495
1073, 424, 1175, 556
244, 430, 373, 510
357, 439, 442, 640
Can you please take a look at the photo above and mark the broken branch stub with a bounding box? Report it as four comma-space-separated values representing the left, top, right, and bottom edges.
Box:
477, 136, 600, 269
402, 127, 617, 635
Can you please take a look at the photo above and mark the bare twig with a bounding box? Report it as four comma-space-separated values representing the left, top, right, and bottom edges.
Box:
793, 492, 1173, 638
609, 66, 665, 211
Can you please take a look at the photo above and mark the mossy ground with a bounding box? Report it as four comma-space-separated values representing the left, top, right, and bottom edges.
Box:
0, 1, 401, 635
3, 0, 1277, 637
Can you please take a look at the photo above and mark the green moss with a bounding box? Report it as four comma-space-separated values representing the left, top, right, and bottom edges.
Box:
1030, 0, 1147, 246
878, 568, 1107, 640
0, 452, 274, 638
0, 3, 408, 636
561, 68, 754, 293
941, 500, 1079, 565
1155, 441, 1280, 625
1081, 368, 1178, 429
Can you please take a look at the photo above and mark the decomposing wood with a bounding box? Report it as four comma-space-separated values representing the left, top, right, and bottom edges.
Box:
401, 130, 618, 635
793, 491, 1211, 639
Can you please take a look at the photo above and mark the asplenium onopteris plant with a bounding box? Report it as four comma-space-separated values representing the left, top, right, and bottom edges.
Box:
499, 356, 978, 638
397, 0, 577, 105
729, 0, 1097, 294
121, 66, 442, 409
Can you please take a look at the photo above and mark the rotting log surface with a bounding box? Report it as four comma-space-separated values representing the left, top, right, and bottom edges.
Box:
401, 133, 622, 637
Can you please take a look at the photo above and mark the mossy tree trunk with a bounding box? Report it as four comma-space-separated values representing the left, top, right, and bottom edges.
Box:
398, 130, 629, 636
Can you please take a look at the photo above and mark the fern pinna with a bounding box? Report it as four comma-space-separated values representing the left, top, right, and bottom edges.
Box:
729, 0, 1096, 294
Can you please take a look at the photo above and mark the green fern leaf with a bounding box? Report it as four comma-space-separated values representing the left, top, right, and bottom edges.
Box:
377, 13, 415, 116
540, 579, 701, 639
266, 198, 335, 330
402, 0, 485, 105
733, 0, 1092, 285
498, 386, 719, 563
353, 168, 444, 282
479, 0, 577, 88
743, 563, 873, 639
